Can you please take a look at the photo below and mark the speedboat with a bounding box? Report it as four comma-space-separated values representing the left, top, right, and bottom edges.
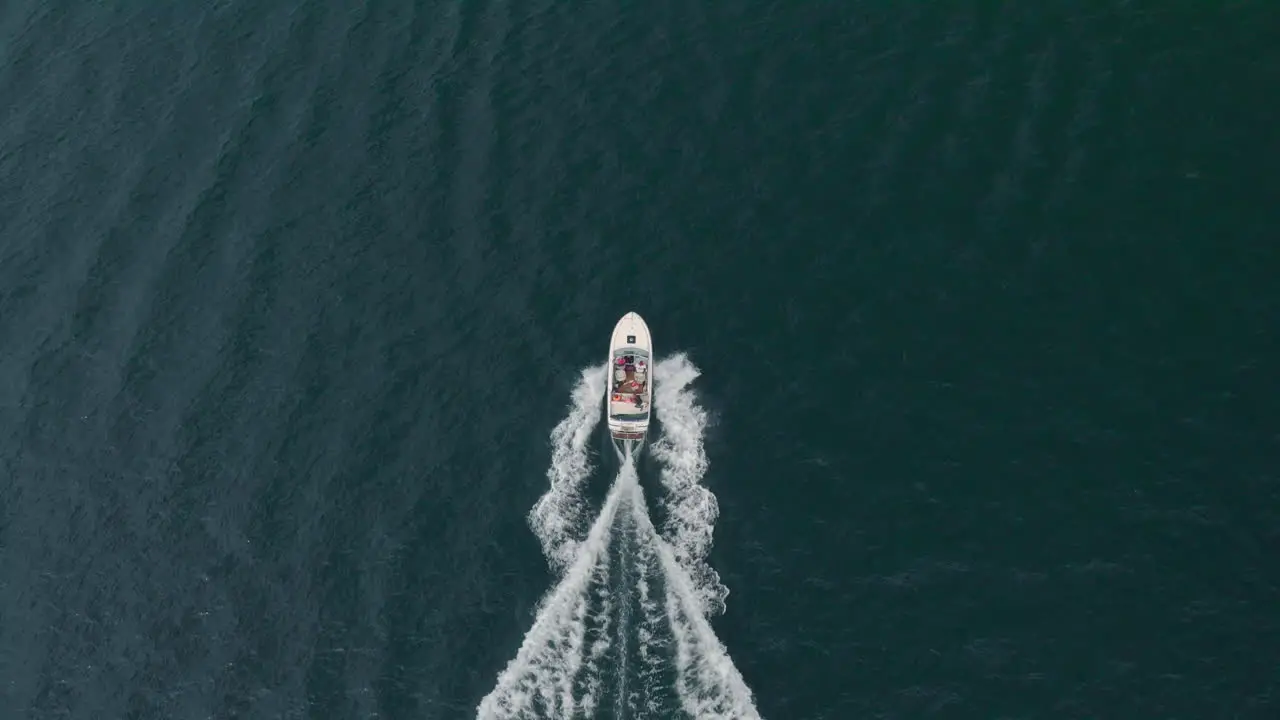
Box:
606, 312, 652, 455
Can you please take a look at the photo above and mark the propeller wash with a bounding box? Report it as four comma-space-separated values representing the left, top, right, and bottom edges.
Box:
477, 353, 762, 720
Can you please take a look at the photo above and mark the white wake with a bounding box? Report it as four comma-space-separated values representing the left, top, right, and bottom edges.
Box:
477, 353, 761, 720
650, 358, 727, 617
527, 362, 608, 573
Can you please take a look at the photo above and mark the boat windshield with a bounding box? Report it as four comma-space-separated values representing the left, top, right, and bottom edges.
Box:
611, 411, 649, 421
612, 348, 650, 361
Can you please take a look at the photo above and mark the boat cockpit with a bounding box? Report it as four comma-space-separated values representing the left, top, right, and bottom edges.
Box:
609, 350, 649, 418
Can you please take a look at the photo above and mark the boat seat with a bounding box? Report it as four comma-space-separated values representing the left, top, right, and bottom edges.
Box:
614, 368, 627, 382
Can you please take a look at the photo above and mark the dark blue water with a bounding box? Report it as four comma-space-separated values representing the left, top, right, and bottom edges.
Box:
2, 1, 1277, 718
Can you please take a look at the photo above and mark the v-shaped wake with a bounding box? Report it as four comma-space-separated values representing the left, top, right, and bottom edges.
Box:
477, 354, 761, 719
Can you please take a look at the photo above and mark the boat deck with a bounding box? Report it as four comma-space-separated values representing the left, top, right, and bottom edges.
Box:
609, 395, 649, 415
609, 367, 649, 417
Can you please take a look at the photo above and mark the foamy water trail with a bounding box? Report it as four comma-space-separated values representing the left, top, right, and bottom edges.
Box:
630, 506, 676, 719
479, 357, 762, 719
652, 353, 728, 617
626, 476, 762, 720
528, 363, 608, 572
476, 461, 633, 719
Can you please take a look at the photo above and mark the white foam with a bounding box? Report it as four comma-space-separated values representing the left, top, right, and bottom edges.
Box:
626, 476, 763, 720
528, 363, 607, 572
477, 461, 633, 719
652, 352, 728, 617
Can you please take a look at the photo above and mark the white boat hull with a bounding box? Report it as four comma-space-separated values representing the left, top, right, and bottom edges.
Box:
606, 312, 652, 455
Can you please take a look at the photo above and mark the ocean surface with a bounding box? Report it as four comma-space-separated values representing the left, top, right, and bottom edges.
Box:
2, 1, 1277, 718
